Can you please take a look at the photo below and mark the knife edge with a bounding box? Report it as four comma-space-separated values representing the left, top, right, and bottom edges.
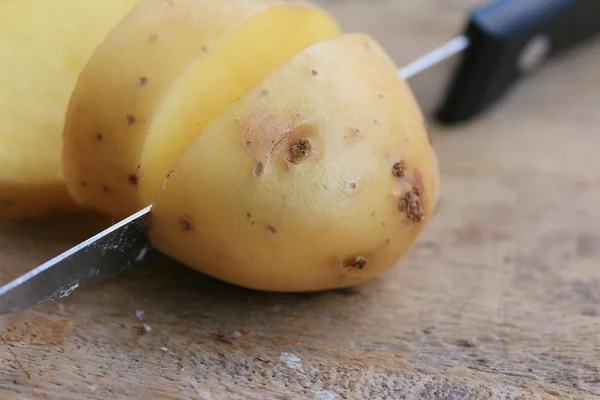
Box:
0, 205, 152, 314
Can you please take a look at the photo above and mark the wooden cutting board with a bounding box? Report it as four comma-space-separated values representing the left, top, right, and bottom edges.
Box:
1, 1, 599, 398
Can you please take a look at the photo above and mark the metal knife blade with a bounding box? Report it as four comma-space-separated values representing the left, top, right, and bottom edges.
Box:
0, 206, 152, 314
0, 39, 468, 315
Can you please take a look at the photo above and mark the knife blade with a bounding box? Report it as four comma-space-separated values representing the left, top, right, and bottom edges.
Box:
1, 0, 600, 315
0, 206, 153, 314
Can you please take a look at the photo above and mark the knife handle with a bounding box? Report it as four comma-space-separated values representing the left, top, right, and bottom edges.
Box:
435, 0, 600, 125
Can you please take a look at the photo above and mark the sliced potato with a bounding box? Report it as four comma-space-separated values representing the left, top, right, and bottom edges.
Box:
147, 34, 439, 292
0, 0, 138, 220
62, 0, 341, 219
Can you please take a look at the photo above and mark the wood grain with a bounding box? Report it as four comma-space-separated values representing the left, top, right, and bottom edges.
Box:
1, 0, 600, 398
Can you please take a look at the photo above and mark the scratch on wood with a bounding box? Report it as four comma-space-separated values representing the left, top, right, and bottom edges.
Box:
491, 243, 514, 327
1, 334, 31, 379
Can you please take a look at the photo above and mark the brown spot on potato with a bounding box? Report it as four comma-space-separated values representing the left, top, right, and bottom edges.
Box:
311, 69, 318, 76
373, 119, 379, 125
398, 187, 424, 223
348, 128, 361, 137
0, 199, 15, 207
137, 77, 148, 86
246, 212, 251, 219
149, 33, 159, 42
79, 180, 87, 187
102, 185, 110, 194
287, 138, 311, 164
392, 161, 406, 177
166, 169, 174, 178
378, 93, 384, 99
244, 140, 252, 148
200, 45, 207, 52
240, 112, 295, 162
125, 115, 136, 126
252, 162, 264, 178
96, 133, 103, 142
259, 88, 269, 97
128, 174, 138, 186
346, 181, 357, 193
179, 216, 194, 232
345, 256, 368, 269
267, 225, 277, 235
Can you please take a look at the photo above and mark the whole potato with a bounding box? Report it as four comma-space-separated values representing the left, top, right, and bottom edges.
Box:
0, 0, 138, 220
62, 0, 340, 220
147, 33, 439, 292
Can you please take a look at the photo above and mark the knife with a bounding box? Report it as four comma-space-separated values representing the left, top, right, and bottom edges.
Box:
1, 0, 599, 314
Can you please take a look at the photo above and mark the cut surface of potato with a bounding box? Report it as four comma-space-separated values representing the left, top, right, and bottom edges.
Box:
147, 34, 439, 292
0, 0, 138, 219
62, 0, 340, 219
138, 4, 341, 206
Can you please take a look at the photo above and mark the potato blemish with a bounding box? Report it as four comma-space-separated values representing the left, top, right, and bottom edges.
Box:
96, 133, 103, 142
266, 225, 277, 235
287, 138, 311, 164
252, 162, 264, 178
392, 161, 405, 177
346, 181, 357, 193
137, 76, 148, 86
345, 256, 368, 269
178, 215, 194, 232
128, 174, 138, 186
0, 199, 15, 207
125, 115, 136, 126
398, 187, 424, 223
240, 111, 294, 161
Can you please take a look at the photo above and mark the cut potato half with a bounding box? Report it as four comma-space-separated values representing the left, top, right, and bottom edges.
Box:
147, 34, 439, 292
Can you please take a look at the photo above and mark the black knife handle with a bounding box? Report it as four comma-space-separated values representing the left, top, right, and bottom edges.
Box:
435, 0, 600, 125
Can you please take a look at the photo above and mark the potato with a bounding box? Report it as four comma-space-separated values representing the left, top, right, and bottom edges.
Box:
0, 0, 138, 220
62, 0, 341, 220
146, 34, 439, 292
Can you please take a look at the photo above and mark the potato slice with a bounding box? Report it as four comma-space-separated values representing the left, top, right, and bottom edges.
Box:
0, 0, 138, 220
147, 34, 440, 292
62, 0, 341, 219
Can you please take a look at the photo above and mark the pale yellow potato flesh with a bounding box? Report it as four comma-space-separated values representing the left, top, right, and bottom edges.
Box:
62, 0, 340, 220
148, 34, 440, 292
0, 0, 138, 220
138, 4, 341, 207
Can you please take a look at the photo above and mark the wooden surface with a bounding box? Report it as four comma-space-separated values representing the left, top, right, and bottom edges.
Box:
2, 0, 600, 398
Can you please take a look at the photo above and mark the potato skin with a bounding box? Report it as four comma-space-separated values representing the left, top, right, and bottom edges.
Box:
62, 0, 281, 219
147, 34, 439, 292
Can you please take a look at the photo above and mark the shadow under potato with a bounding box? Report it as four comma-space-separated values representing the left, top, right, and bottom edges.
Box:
118, 250, 369, 308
